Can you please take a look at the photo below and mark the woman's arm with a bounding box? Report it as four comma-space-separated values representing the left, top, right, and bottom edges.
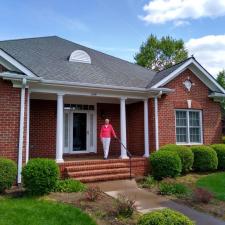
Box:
111, 125, 117, 138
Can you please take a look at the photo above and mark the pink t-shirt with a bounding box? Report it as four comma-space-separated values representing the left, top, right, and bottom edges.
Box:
100, 124, 116, 138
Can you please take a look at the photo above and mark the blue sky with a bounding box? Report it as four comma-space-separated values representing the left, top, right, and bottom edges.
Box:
1, 0, 225, 76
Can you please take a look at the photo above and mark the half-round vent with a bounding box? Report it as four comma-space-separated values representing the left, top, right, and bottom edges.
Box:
69, 50, 91, 64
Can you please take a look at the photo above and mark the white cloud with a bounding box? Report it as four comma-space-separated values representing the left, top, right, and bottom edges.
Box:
186, 35, 225, 76
140, 0, 225, 25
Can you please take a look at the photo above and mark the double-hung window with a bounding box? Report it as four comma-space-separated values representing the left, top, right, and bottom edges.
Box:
175, 110, 202, 144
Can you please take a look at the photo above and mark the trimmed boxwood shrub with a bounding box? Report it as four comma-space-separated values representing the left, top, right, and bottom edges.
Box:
191, 146, 218, 172
22, 158, 60, 195
0, 158, 17, 193
160, 144, 194, 173
137, 208, 195, 225
149, 151, 182, 180
211, 144, 225, 170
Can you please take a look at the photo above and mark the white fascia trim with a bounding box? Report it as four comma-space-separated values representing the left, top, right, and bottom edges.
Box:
39, 78, 173, 94
0, 72, 40, 81
208, 92, 225, 98
0, 49, 37, 77
151, 58, 225, 94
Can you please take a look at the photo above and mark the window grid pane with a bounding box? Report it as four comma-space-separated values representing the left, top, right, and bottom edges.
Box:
176, 111, 188, 143
176, 110, 201, 144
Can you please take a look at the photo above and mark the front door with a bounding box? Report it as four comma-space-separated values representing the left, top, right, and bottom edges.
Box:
63, 105, 96, 154
73, 113, 87, 152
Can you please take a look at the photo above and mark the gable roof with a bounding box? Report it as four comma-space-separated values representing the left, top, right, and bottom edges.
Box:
0, 36, 224, 94
0, 36, 156, 89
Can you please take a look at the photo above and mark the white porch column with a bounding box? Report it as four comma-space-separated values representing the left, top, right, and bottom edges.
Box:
143, 99, 150, 157
56, 93, 64, 163
154, 96, 159, 150
17, 78, 26, 184
120, 97, 128, 159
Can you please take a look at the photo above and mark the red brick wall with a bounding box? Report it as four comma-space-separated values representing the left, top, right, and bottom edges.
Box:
0, 78, 27, 163
29, 99, 56, 158
127, 101, 145, 156
156, 69, 222, 148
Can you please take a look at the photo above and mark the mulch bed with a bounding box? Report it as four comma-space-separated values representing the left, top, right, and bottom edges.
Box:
48, 192, 139, 225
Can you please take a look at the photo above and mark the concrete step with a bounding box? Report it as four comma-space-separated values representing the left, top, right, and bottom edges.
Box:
75, 173, 133, 183
65, 162, 128, 172
68, 167, 130, 178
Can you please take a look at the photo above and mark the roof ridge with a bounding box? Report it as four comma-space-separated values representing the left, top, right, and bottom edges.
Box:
155, 56, 193, 74
0, 35, 57, 43
54, 36, 156, 74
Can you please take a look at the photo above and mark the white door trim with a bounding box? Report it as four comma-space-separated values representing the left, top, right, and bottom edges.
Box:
64, 104, 97, 154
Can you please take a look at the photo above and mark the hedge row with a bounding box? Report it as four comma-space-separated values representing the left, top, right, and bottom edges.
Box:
150, 144, 225, 180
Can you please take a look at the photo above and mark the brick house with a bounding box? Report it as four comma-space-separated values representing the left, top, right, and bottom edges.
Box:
0, 36, 224, 183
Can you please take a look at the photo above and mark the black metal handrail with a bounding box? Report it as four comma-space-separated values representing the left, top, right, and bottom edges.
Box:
116, 137, 132, 180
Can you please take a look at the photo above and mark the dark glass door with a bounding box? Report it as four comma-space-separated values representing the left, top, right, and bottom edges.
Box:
73, 113, 87, 151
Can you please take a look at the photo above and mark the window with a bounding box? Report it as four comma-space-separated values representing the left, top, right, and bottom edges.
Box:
175, 110, 202, 144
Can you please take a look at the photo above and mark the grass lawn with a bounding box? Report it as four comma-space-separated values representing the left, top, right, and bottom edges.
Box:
0, 197, 96, 225
196, 172, 225, 201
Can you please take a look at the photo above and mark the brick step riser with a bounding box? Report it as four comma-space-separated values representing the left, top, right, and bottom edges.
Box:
65, 163, 128, 172
62, 158, 144, 166
67, 168, 130, 178
75, 173, 134, 183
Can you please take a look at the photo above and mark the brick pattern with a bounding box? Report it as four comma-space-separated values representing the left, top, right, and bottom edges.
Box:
29, 99, 56, 158
0, 78, 27, 163
59, 157, 149, 182
127, 101, 145, 156
157, 68, 222, 148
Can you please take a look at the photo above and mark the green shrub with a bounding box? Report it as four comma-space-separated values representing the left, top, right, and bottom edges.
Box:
22, 158, 59, 195
149, 151, 182, 180
160, 144, 194, 173
0, 158, 17, 193
137, 208, 195, 225
54, 179, 86, 193
159, 181, 189, 197
191, 146, 218, 172
211, 144, 225, 170
141, 176, 157, 189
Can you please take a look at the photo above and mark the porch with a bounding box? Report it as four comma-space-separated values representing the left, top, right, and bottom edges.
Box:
26, 84, 162, 181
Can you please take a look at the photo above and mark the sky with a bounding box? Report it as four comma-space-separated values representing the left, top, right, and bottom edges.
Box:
1, 0, 225, 77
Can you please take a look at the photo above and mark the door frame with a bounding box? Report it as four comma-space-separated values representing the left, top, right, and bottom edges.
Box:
64, 105, 97, 154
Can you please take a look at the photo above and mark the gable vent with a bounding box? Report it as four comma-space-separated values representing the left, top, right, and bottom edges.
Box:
69, 50, 91, 64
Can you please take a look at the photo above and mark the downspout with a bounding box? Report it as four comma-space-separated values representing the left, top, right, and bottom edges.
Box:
154, 91, 162, 151
25, 91, 30, 163
17, 78, 27, 184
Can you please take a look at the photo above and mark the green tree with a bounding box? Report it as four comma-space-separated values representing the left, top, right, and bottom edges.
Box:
134, 34, 188, 71
216, 70, 225, 115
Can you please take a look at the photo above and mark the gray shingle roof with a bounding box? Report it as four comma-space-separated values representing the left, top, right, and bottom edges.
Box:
0, 36, 158, 88
148, 57, 192, 88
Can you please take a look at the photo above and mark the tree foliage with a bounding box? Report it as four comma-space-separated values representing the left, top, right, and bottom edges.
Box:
134, 34, 188, 71
216, 70, 225, 115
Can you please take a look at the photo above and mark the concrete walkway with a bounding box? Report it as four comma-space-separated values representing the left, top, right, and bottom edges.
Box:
95, 179, 225, 225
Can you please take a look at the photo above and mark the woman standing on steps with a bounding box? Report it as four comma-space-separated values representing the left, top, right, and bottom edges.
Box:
100, 119, 117, 159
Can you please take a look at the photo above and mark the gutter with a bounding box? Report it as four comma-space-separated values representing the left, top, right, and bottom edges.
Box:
17, 78, 27, 184
0, 72, 173, 94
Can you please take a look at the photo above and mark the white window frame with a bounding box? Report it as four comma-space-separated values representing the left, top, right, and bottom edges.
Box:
175, 109, 203, 145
